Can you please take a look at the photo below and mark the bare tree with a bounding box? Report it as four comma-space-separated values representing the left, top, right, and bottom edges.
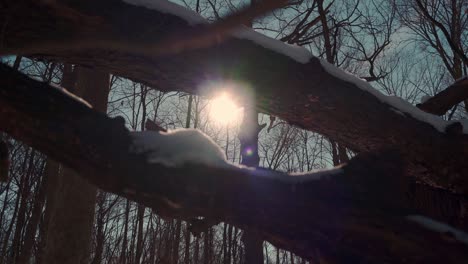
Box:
394, 0, 468, 110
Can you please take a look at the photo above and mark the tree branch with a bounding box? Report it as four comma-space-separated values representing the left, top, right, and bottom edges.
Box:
1, 63, 468, 263
417, 76, 468, 115
413, 0, 468, 67
1, 0, 468, 194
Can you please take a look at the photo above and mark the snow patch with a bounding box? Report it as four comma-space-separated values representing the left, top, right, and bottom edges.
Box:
232, 27, 312, 63
130, 127, 343, 181
162, 197, 183, 209
122, 0, 208, 25
407, 215, 468, 246
289, 166, 343, 182
319, 59, 467, 134
130, 129, 229, 168
50, 83, 92, 108
248, 166, 343, 183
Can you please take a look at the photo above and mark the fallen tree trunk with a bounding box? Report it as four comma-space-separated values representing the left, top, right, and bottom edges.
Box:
1, 59, 468, 263
1, 0, 467, 194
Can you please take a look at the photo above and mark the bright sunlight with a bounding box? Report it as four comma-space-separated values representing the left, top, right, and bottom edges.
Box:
209, 92, 242, 125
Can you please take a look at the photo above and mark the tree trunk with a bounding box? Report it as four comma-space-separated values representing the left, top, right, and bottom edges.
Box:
9, 149, 36, 263
184, 224, 191, 264
134, 205, 145, 264
194, 236, 199, 264
12, 56, 22, 70
91, 192, 106, 264
202, 230, 210, 264
227, 225, 233, 264
222, 224, 227, 264
238, 101, 264, 264
120, 200, 131, 264
3, 1, 467, 193
42, 66, 110, 263
17, 160, 55, 264
2, 64, 468, 263
238, 1, 265, 261
172, 220, 182, 264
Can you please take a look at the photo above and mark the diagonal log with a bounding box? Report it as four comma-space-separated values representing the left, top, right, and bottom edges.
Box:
2, 0, 468, 194
417, 77, 468, 115
1, 61, 468, 264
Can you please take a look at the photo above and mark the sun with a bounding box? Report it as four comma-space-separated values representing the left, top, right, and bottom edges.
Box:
209, 92, 241, 125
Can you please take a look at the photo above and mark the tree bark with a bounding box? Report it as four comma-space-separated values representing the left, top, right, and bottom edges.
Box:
417, 77, 468, 115
91, 191, 106, 264
120, 200, 131, 264
238, 1, 265, 261
1, 50, 468, 263
183, 225, 191, 264
2, 1, 466, 193
134, 205, 145, 264
12, 56, 22, 70
42, 66, 109, 264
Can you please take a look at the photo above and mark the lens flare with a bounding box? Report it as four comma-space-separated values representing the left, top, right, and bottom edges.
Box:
245, 148, 254, 156
209, 92, 241, 125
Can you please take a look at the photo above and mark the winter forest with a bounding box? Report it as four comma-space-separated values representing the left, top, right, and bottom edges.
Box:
0, 0, 467, 263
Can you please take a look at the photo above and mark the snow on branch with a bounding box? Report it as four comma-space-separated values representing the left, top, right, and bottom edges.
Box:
2, 63, 468, 262
122, 0, 208, 25
122, 0, 312, 62
130, 129, 229, 168
130, 128, 343, 183
3, 1, 468, 193
407, 215, 468, 246
123, 0, 466, 132
319, 60, 468, 134
120, 1, 468, 135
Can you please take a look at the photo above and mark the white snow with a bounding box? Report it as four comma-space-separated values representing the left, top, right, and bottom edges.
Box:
248, 166, 343, 183
122, 0, 208, 25
130, 127, 342, 182
319, 59, 468, 134
130, 129, 229, 168
123, 0, 467, 133
232, 27, 312, 63
161, 197, 182, 209
50, 83, 92, 108
407, 215, 468, 246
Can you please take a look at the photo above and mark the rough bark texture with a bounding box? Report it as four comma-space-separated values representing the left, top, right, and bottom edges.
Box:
1, 1, 468, 262
1, 62, 468, 263
1, 0, 467, 193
